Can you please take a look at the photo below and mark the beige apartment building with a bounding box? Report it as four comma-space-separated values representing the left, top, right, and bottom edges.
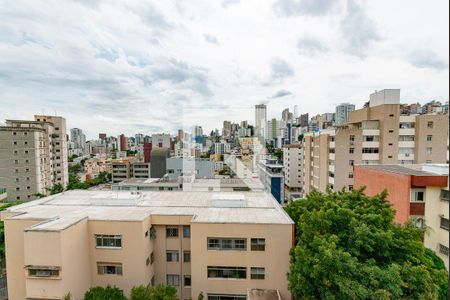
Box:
0, 116, 68, 202
112, 158, 151, 183
302, 89, 448, 194
1, 190, 293, 300
282, 144, 303, 200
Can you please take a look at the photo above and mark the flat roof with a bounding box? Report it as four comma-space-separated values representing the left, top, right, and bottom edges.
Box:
355, 164, 449, 177
3, 190, 293, 231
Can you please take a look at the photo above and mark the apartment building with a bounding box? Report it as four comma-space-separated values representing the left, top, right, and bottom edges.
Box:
112, 158, 151, 183
283, 144, 303, 200
354, 164, 449, 269
302, 89, 449, 193
0, 116, 68, 202
166, 157, 215, 180
0, 187, 6, 202
257, 159, 284, 203
1, 190, 293, 300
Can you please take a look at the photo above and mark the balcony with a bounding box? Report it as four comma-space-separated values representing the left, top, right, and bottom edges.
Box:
362, 129, 380, 136
329, 141, 335, 148
329, 153, 335, 160
362, 141, 380, 148
328, 177, 334, 184
362, 153, 379, 161
398, 141, 415, 148
398, 153, 414, 160
399, 128, 415, 136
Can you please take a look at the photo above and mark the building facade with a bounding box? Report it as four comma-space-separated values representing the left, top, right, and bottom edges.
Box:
283, 144, 303, 200
335, 103, 355, 126
0, 116, 68, 202
1, 191, 293, 300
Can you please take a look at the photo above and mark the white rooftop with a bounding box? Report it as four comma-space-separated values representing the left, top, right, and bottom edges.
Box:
3, 190, 293, 232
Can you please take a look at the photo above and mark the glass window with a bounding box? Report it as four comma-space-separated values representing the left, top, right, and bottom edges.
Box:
207, 266, 246, 279
167, 275, 180, 286
251, 238, 265, 251
184, 275, 191, 287
97, 263, 123, 275
166, 227, 179, 238
28, 268, 60, 277
95, 235, 122, 248
440, 217, 449, 231
207, 238, 247, 251
166, 251, 179, 262
250, 267, 265, 279
426, 135, 432, 141
426, 147, 432, 155
427, 121, 433, 128
440, 190, 449, 201
208, 295, 246, 300
349, 148, 354, 154
183, 226, 191, 238
410, 190, 425, 202
184, 251, 191, 262
439, 244, 449, 256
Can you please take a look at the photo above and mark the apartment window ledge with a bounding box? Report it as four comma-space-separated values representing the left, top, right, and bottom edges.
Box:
207, 278, 247, 281
27, 276, 62, 280
95, 246, 122, 250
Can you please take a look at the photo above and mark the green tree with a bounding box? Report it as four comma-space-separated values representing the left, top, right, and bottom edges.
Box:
130, 285, 178, 300
197, 292, 204, 300
285, 189, 448, 299
84, 286, 126, 300
69, 163, 82, 174
50, 183, 64, 195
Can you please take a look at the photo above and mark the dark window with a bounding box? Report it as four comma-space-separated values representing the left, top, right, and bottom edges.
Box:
97, 263, 123, 275
166, 227, 179, 238
28, 268, 60, 277
441, 190, 449, 201
439, 244, 449, 256
251, 238, 266, 251
250, 267, 265, 279
207, 266, 246, 279
166, 251, 179, 262
208, 238, 247, 251
184, 275, 191, 287
440, 217, 449, 231
183, 226, 191, 238
95, 235, 122, 248
184, 251, 191, 262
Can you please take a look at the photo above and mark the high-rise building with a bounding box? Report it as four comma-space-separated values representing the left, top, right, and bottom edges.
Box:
222, 121, 231, 139
70, 128, 86, 153
299, 113, 309, 128
118, 134, 128, 152
152, 134, 172, 149
255, 104, 267, 139
135, 133, 144, 145
335, 103, 355, 126
0, 115, 68, 202
302, 89, 449, 194
1, 190, 293, 300
283, 144, 304, 201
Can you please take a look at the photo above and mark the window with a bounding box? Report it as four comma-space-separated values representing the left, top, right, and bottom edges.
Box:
348, 172, 354, 179
208, 238, 247, 251
349, 148, 354, 154
150, 252, 155, 264
183, 226, 191, 238
167, 275, 180, 286
427, 121, 433, 128
426, 135, 433, 141
166, 251, 179, 262
208, 295, 246, 300
251, 238, 266, 251
349, 135, 355, 145
389, 130, 394, 133
426, 147, 432, 155
348, 185, 354, 191
439, 244, 449, 256
440, 217, 449, 231
207, 266, 246, 279
95, 235, 122, 248
440, 190, 449, 201
399, 135, 415, 141
166, 227, 179, 238
184, 275, 191, 287
28, 267, 60, 278
97, 263, 123, 275
362, 148, 379, 153
349, 160, 354, 166
250, 267, 265, 279
184, 251, 191, 262
410, 190, 425, 202
146, 257, 151, 266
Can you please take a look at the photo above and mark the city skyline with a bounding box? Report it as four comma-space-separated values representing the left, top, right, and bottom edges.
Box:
0, 0, 448, 139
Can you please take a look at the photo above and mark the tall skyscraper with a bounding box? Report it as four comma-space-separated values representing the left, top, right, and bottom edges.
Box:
118, 134, 128, 152
255, 104, 267, 139
0, 115, 68, 202
335, 103, 356, 126
70, 128, 86, 153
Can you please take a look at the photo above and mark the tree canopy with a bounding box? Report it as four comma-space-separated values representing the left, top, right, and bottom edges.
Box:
285, 189, 448, 299
84, 286, 127, 300
130, 284, 178, 300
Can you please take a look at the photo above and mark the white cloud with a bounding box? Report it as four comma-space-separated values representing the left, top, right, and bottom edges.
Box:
0, 0, 448, 138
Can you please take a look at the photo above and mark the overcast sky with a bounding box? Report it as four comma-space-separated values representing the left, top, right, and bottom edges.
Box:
0, 0, 448, 139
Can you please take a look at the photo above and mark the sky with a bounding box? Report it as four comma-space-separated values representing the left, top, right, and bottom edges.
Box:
0, 0, 448, 139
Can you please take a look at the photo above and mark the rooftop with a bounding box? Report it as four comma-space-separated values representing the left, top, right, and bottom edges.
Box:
356, 164, 449, 177
2, 190, 293, 232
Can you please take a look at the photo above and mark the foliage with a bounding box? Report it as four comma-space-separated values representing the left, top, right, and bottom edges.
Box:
69, 163, 82, 174
84, 286, 127, 300
67, 174, 90, 190
68, 154, 78, 162
0, 201, 23, 257
285, 189, 449, 299
63, 292, 72, 300
130, 285, 178, 300
126, 150, 138, 156
50, 183, 64, 195
273, 149, 283, 161
197, 292, 204, 300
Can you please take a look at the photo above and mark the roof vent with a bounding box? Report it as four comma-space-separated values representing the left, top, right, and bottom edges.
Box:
211, 193, 246, 208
